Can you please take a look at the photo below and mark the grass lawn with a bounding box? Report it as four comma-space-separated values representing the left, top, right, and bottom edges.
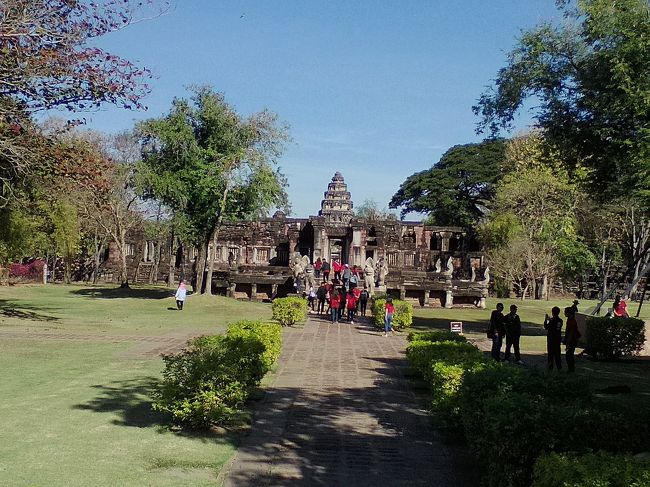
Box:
410, 297, 650, 403
0, 283, 271, 487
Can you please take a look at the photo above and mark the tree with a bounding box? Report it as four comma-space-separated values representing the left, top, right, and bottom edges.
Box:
480, 134, 595, 299
355, 199, 397, 221
0, 0, 166, 207
474, 0, 650, 205
389, 139, 506, 227
137, 87, 290, 294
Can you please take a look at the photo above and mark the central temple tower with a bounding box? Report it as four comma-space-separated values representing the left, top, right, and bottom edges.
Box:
318, 171, 354, 225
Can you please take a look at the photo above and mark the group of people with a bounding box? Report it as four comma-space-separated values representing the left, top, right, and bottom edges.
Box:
488, 299, 582, 372
313, 258, 361, 288
307, 281, 370, 324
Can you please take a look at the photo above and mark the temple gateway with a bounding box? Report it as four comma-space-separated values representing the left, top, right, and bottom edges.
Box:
109, 172, 490, 307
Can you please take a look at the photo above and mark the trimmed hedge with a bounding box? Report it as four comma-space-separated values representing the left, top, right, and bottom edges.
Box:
407, 330, 467, 343
272, 296, 308, 326
532, 452, 650, 487
406, 340, 485, 424
371, 298, 413, 329
586, 316, 646, 359
153, 320, 282, 428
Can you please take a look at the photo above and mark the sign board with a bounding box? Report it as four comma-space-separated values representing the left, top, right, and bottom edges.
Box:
450, 321, 463, 334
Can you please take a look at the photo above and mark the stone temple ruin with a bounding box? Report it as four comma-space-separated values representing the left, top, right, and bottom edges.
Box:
108, 172, 490, 307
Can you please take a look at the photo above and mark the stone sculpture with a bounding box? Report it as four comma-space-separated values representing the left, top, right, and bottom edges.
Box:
434, 258, 441, 273
363, 257, 375, 296
289, 253, 306, 292
442, 256, 454, 276
304, 256, 316, 291
376, 257, 389, 287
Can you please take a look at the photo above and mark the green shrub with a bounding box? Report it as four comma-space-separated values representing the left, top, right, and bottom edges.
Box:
153, 321, 283, 429
407, 330, 467, 343
271, 297, 308, 326
406, 340, 484, 377
532, 452, 650, 487
586, 316, 646, 359
226, 320, 282, 370
371, 298, 413, 329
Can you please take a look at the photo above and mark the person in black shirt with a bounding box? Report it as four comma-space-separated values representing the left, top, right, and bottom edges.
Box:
359, 288, 369, 316
503, 304, 523, 364
489, 303, 505, 361
321, 260, 331, 282
544, 306, 563, 370
316, 283, 327, 315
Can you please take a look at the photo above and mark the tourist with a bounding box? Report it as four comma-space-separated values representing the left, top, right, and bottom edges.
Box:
503, 304, 523, 364
564, 306, 581, 373
321, 259, 331, 282
359, 287, 369, 316
338, 285, 347, 318
349, 267, 358, 290
330, 289, 340, 323
383, 296, 395, 336
544, 306, 563, 371
488, 303, 505, 361
342, 263, 352, 290
333, 259, 342, 281
314, 257, 322, 279
307, 286, 316, 311
613, 294, 630, 318
346, 290, 357, 323
175, 280, 187, 310
316, 283, 327, 315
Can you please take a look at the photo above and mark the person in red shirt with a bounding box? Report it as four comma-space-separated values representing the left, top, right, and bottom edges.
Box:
314, 257, 322, 280
564, 306, 581, 373
333, 259, 342, 281
384, 297, 395, 336
329, 289, 340, 323
346, 291, 357, 323
613, 294, 630, 318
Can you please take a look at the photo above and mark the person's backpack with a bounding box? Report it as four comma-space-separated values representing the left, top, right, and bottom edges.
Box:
360, 290, 369, 301
350, 274, 358, 284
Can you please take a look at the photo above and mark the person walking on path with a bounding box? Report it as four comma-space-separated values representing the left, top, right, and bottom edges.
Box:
346, 290, 357, 323
321, 259, 331, 282
359, 288, 369, 316
307, 287, 316, 312
314, 257, 322, 280
330, 290, 340, 323
564, 306, 581, 373
338, 285, 346, 320
488, 303, 505, 361
316, 283, 327, 315
503, 304, 523, 364
544, 306, 563, 371
342, 263, 352, 290
383, 297, 395, 336
174, 280, 187, 310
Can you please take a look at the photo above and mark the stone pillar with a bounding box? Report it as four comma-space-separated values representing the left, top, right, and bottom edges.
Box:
228, 281, 236, 298
271, 283, 278, 298
423, 290, 430, 307
400, 287, 406, 301
445, 290, 453, 309
251, 283, 257, 301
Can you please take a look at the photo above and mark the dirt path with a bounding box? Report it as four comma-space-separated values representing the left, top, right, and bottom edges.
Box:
222, 315, 478, 487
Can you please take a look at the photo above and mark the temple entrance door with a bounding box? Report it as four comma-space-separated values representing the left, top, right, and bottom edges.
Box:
297, 223, 314, 262
328, 237, 348, 264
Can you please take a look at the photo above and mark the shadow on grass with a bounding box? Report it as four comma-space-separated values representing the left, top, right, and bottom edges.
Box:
0, 299, 61, 322
70, 287, 174, 300
73, 377, 168, 428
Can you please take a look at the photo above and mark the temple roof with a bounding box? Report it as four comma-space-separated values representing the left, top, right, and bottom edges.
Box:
319, 172, 354, 225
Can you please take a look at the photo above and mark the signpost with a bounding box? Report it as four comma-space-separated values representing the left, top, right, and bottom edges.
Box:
450, 321, 463, 334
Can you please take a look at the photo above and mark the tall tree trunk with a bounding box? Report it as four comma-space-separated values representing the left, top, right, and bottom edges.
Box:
64, 256, 71, 284
167, 234, 176, 288
204, 184, 231, 296
118, 229, 129, 288
148, 240, 160, 284
195, 241, 208, 294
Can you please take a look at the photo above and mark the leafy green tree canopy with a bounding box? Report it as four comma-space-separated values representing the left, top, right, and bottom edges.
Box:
389, 139, 506, 227
474, 0, 650, 203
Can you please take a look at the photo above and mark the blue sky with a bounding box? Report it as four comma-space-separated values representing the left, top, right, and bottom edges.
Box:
85, 0, 559, 218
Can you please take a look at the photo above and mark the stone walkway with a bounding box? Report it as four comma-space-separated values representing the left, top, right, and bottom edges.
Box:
222, 316, 478, 487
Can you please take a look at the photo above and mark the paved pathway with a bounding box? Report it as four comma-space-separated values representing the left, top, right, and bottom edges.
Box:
222, 316, 478, 487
